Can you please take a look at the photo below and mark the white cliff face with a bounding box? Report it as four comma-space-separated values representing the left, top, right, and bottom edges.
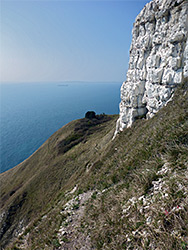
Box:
115, 0, 188, 135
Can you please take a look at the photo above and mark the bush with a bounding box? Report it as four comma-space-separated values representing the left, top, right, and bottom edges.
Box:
85, 111, 96, 119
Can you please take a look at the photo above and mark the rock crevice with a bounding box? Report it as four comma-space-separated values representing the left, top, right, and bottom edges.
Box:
115, 0, 188, 135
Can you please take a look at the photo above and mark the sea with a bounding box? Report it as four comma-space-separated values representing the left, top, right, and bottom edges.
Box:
0, 82, 121, 173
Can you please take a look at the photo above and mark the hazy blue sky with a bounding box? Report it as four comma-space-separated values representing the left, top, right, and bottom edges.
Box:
0, 0, 150, 83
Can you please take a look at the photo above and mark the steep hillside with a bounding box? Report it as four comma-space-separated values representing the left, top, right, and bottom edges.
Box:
0, 114, 117, 249
0, 78, 187, 249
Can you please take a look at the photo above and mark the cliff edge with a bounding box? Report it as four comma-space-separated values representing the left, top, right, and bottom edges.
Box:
115, 0, 188, 135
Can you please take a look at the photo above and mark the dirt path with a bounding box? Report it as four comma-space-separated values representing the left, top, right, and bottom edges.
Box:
58, 191, 94, 250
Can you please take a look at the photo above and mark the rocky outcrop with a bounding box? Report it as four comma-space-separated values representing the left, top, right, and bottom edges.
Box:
115, 0, 188, 135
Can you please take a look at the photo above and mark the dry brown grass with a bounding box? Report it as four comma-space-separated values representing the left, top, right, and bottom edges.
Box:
1, 80, 188, 249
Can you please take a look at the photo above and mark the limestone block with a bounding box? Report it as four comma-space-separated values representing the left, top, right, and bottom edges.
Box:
183, 62, 188, 77
155, 55, 161, 68
129, 56, 135, 70
170, 43, 182, 57
147, 97, 156, 109
145, 82, 154, 99
162, 69, 175, 84
146, 69, 153, 82
152, 68, 164, 83
152, 33, 163, 45
132, 95, 138, 108
174, 70, 183, 84
138, 81, 146, 93
140, 70, 147, 81
184, 40, 188, 59
168, 57, 182, 70
137, 55, 145, 69
137, 95, 144, 107
183, 40, 188, 77
159, 86, 172, 101
132, 26, 139, 40
115, 0, 188, 135
169, 32, 186, 44
146, 55, 157, 68
145, 22, 155, 34
139, 25, 146, 36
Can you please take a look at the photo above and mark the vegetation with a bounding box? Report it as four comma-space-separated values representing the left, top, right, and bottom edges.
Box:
0, 79, 187, 249
57, 113, 111, 154
85, 111, 96, 119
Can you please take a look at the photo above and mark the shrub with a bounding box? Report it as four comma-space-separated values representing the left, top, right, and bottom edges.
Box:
85, 111, 96, 119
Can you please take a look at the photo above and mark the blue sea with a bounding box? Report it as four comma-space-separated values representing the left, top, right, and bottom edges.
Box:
0, 82, 121, 173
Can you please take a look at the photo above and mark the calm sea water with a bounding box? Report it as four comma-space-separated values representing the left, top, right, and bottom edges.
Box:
0, 82, 121, 173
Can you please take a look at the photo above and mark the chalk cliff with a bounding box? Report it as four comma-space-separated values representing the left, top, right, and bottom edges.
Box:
115, 0, 188, 135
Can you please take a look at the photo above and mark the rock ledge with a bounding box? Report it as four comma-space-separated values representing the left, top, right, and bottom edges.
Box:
115, 0, 188, 135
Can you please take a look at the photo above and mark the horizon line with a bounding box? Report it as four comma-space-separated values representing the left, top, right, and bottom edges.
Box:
0, 80, 124, 84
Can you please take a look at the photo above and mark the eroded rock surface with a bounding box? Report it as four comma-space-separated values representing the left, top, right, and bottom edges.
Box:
115, 0, 188, 134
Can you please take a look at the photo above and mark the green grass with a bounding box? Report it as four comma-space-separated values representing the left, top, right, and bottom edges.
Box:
0, 79, 188, 249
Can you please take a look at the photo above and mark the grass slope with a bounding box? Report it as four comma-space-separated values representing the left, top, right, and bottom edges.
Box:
0, 79, 188, 249
0, 115, 117, 249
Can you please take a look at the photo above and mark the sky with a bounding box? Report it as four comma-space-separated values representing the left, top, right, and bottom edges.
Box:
0, 0, 150, 83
